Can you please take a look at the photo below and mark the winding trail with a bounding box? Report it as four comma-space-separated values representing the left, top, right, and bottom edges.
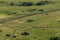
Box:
0, 8, 60, 24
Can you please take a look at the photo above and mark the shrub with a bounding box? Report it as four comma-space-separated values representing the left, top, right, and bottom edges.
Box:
38, 9, 44, 12
13, 12, 17, 14
45, 14, 48, 15
0, 30, 2, 32
10, 2, 15, 6
27, 9, 36, 12
27, 19, 34, 22
0, 1, 8, 6
6, 34, 10, 37
50, 37, 60, 40
21, 2, 33, 6
12, 35, 16, 38
36, 1, 51, 6
22, 11, 24, 12
58, 21, 60, 23
0, 1, 4, 3
21, 32, 30, 35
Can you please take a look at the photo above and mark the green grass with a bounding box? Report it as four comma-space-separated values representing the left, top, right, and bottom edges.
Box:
0, 11, 60, 40
0, 4, 60, 20
0, 0, 60, 40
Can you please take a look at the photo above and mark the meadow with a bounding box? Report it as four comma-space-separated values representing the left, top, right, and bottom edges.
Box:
0, 0, 60, 40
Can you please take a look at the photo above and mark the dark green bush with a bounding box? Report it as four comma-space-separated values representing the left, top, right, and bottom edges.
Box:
21, 32, 30, 35
10, 2, 15, 6
12, 35, 16, 38
45, 14, 48, 15
0, 1, 4, 3
0, 1, 53, 6
50, 37, 60, 40
58, 21, 60, 23
6, 34, 10, 37
36, 1, 51, 6
27, 19, 34, 22
0, 1, 8, 6
0, 30, 2, 32
13, 12, 17, 14
20, 2, 33, 6
9, 2, 33, 6
27, 9, 36, 12
38, 9, 44, 12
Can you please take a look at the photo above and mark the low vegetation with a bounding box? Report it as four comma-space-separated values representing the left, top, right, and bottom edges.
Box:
0, 1, 54, 6
50, 37, 60, 40
0, 0, 60, 40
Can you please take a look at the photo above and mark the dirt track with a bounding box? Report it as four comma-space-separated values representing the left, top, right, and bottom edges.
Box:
0, 8, 60, 24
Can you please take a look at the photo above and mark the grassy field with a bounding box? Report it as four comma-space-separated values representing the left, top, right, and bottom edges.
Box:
0, 0, 60, 40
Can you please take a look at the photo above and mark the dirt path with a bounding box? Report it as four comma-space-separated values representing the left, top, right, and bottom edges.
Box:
0, 8, 60, 24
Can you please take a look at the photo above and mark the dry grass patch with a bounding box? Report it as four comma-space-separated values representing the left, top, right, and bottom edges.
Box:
0, 13, 10, 20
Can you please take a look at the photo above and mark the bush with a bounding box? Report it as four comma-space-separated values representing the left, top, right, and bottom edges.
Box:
13, 12, 17, 14
36, 1, 51, 6
45, 14, 48, 15
0, 30, 2, 32
6, 34, 10, 37
58, 21, 60, 23
22, 11, 25, 12
21, 2, 33, 6
38, 9, 44, 12
0, 1, 4, 3
27, 9, 36, 12
12, 35, 16, 38
21, 32, 30, 35
50, 37, 60, 40
10, 2, 15, 6
27, 19, 34, 22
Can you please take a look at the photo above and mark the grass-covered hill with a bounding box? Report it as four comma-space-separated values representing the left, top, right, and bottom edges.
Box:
0, 0, 60, 40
